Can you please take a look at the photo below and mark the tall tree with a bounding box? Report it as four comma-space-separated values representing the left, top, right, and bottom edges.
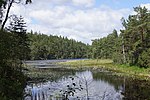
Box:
121, 6, 150, 67
7, 15, 30, 60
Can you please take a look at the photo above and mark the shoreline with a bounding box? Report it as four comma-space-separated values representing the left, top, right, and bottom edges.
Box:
59, 59, 150, 81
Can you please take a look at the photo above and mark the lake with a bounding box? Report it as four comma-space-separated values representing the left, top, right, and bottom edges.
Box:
24, 60, 150, 100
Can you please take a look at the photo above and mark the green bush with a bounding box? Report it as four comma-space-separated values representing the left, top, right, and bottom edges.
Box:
112, 52, 124, 64
138, 49, 150, 68
0, 30, 27, 100
0, 63, 27, 100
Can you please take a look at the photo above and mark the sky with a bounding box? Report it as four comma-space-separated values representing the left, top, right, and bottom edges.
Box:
9, 0, 150, 44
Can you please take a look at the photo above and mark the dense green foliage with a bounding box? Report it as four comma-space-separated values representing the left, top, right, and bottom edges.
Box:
0, 1, 31, 99
0, 62, 26, 100
7, 16, 30, 60
28, 32, 88, 60
92, 29, 118, 59
121, 7, 150, 67
0, 16, 30, 99
91, 7, 150, 68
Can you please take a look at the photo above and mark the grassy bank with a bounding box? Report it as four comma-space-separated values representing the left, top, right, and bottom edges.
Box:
59, 59, 150, 80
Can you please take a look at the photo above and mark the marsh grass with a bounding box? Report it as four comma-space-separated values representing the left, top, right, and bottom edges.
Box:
59, 59, 112, 67
59, 59, 150, 80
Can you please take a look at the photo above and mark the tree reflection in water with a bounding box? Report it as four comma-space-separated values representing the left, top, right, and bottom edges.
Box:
25, 69, 150, 100
123, 79, 150, 100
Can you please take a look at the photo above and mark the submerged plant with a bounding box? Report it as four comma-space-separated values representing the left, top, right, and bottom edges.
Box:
60, 77, 83, 100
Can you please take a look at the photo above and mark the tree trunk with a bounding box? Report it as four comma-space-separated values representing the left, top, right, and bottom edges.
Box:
1, 0, 14, 30
122, 36, 126, 63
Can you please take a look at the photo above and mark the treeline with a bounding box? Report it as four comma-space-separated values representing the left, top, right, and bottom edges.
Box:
91, 6, 150, 67
28, 32, 88, 60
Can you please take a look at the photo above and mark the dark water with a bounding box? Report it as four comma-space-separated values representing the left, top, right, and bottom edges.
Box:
24, 60, 150, 100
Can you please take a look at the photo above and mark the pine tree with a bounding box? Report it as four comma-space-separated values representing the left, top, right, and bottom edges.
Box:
7, 15, 30, 60
120, 6, 150, 67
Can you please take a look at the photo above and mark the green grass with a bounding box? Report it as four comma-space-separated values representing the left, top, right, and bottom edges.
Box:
60, 59, 113, 67
59, 59, 150, 80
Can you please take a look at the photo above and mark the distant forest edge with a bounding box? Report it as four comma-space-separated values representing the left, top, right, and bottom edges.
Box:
28, 32, 88, 60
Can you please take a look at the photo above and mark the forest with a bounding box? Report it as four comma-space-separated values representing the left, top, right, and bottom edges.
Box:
0, 0, 150, 99
28, 32, 88, 60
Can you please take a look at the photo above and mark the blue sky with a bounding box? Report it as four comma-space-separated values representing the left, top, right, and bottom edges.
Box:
95, 0, 150, 9
10, 0, 150, 44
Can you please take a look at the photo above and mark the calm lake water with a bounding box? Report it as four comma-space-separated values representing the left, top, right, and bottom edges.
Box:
24, 60, 150, 100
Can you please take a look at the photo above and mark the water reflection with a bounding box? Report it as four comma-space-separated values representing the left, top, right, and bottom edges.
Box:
93, 72, 124, 91
25, 70, 124, 100
74, 71, 123, 100
123, 79, 150, 100
24, 60, 150, 100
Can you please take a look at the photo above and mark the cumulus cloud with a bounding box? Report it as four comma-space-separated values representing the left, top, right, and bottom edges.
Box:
30, 0, 95, 8
8, 1, 132, 44
72, 0, 95, 7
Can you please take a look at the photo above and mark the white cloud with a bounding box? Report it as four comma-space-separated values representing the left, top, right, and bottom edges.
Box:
8, 1, 132, 44
72, 0, 95, 7
30, 0, 95, 8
